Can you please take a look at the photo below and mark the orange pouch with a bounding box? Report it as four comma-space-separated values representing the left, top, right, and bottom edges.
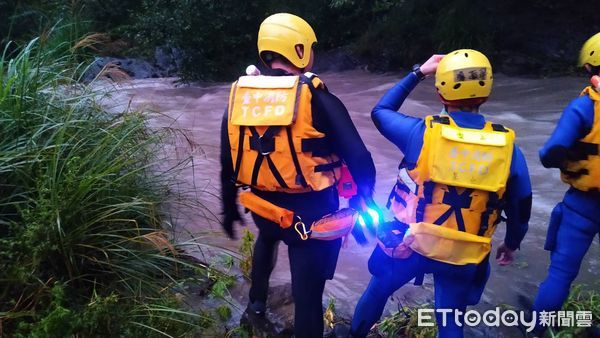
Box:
239, 191, 295, 228
310, 208, 358, 240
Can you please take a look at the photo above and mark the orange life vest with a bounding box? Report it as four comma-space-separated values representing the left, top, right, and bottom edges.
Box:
227, 73, 341, 193
560, 86, 600, 191
387, 115, 515, 240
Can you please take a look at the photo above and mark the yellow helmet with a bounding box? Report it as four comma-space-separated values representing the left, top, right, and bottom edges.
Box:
579, 32, 600, 67
257, 13, 317, 69
435, 49, 493, 102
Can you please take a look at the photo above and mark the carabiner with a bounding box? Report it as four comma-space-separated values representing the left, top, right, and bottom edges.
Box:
294, 217, 310, 241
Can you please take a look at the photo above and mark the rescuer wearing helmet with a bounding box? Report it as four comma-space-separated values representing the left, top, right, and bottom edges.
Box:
531, 32, 600, 334
220, 13, 376, 337
350, 50, 532, 338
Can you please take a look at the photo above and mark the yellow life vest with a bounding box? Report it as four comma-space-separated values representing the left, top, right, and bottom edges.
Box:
386, 115, 515, 264
227, 73, 341, 193
560, 86, 600, 191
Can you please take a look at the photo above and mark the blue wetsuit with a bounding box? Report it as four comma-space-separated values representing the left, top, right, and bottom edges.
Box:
533, 92, 600, 329
350, 72, 532, 338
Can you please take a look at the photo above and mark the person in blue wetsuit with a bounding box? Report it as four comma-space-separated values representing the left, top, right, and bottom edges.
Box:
532, 32, 600, 334
350, 51, 532, 338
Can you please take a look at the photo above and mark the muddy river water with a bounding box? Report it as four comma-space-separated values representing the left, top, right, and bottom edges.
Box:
106, 70, 598, 336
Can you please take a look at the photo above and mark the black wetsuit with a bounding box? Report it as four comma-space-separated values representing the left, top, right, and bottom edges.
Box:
220, 69, 375, 337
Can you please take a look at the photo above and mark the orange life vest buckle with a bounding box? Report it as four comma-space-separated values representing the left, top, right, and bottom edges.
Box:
257, 135, 272, 156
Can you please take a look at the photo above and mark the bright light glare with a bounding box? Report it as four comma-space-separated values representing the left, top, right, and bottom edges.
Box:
358, 208, 380, 227
367, 208, 380, 224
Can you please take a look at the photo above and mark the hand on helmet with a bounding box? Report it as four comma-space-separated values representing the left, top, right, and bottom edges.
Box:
420, 54, 445, 76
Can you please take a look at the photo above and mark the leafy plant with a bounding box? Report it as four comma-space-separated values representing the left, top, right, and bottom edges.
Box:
239, 228, 255, 279
377, 303, 437, 338
548, 284, 600, 338
0, 27, 221, 337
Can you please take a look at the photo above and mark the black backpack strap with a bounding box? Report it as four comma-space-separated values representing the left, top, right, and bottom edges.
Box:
248, 126, 288, 189
478, 192, 503, 236
491, 123, 509, 132
285, 126, 308, 187
567, 141, 600, 161
232, 125, 245, 183
430, 115, 451, 127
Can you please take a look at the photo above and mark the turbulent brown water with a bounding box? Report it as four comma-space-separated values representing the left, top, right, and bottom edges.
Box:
105, 70, 599, 337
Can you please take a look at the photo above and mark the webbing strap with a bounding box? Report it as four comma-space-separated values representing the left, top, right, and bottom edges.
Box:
314, 160, 342, 172
232, 126, 245, 183
286, 126, 308, 187
248, 126, 288, 189
301, 137, 333, 157
251, 152, 265, 187
386, 188, 408, 209
415, 182, 435, 222
567, 141, 600, 161
431, 115, 450, 127
478, 192, 501, 236
265, 155, 288, 188
386, 180, 412, 209
491, 123, 509, 132
561, 168, 590, 179
434, 186, 474, 232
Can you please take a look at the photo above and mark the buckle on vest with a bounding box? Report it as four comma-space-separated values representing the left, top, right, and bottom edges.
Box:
258, 136, 271, 155
250, 135, 276, 155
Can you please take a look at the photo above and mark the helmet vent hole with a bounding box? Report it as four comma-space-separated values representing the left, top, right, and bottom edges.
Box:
479, 81, 485, 86
453, 83, 461, 90
441, 81, 446, 86
591, 51, 595, 56
464, 52, 469, 57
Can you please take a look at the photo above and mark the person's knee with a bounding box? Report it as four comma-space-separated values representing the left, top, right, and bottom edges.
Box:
548, 253, 582, 283
365, 276, 399, 300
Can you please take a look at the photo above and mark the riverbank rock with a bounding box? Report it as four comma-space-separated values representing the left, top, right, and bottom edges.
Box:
83, 46, 182, 82
240, 284, 295, 337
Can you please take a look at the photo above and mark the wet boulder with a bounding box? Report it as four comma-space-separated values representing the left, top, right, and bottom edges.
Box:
240, 284, 295, 337
154, 45, 183, 77
83, 56, 161, 81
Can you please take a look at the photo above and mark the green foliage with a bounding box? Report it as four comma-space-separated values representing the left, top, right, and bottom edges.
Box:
216, 305, 232, 322
239, 228, 255, 279
377, 303, 437, 338
5, 1, 600, 78
549, 284, 600, 338
0, 28, 218, 336
129, 0, 271, 81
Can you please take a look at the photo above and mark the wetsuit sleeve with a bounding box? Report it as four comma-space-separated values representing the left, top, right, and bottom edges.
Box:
502, 145, 531, 250
539, 95, 595, 168
371, 72, 423, 153
220, 110, 238, 213
311, 88, 376, 196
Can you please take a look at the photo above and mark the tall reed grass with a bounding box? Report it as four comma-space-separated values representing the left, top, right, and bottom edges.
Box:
0, 28, 214, 337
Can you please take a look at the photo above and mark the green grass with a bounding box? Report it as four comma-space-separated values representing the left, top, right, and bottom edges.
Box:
376, 303, 438, 338
239, 228, 255, 279
548, 284, 600, 338
0, 26, 226, 337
